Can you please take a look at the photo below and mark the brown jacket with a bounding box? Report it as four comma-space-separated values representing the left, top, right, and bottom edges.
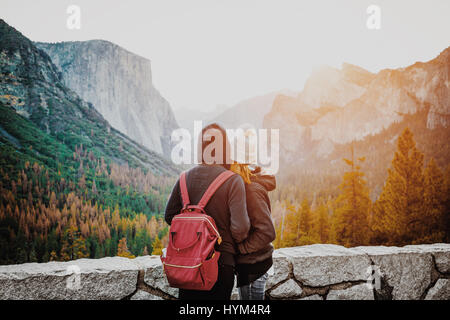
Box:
236, 173, 276, 264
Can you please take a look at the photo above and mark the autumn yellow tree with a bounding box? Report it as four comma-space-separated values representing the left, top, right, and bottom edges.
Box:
334, 144, 370, 247
60, 224, 89, 261
371, 128, 425, 245
277, 201, 298, 248
314, 202, 330, 243
419, 158, 446, 243
296, 199, 316, 245
444, 166, 450, 243
117, 237, 135, 259
49, 250, 58, 261
151, 236, 163, 255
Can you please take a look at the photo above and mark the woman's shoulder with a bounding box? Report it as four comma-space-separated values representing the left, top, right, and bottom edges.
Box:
248, 174, 276, 193
245, 180, 269, 198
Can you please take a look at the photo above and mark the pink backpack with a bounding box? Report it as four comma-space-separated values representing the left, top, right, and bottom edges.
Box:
161, 170, 235, 290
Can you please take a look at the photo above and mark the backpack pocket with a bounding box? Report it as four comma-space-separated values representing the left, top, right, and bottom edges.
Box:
163, 256, 204, 290
199, 251, 221, 290
163, 251, 220, 291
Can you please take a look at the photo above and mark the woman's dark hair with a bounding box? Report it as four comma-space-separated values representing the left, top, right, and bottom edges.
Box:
198, 122, 231, 170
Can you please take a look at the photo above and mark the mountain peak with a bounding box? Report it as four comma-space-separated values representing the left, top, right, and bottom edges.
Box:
341, 63, 375, 87
341, 62, 372, 75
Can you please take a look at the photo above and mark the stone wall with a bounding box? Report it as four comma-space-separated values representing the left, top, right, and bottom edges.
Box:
0, 244, 449, 300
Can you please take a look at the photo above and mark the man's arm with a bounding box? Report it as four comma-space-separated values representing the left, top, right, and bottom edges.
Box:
228, 175, 250, 243
237, 186, 276, 254
165, 179, 182, 225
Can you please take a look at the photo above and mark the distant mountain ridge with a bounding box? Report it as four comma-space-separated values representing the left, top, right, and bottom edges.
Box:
173, 89, 296, 134
36, 40, 179, 157
264, 47, 450, 162
211, 89, 296, 130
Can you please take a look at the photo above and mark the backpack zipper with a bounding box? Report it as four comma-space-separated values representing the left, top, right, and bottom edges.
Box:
172, 216, 222, 243
163, 262, 202, 269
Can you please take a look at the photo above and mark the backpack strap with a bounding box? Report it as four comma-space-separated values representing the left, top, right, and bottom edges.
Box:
179, 171, 190, 208
197, 170, 236, 210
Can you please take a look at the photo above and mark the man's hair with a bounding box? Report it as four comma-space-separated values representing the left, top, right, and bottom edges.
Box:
198, 122, 231, 169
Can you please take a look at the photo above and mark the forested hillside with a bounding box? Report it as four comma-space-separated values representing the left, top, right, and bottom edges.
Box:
272, 124, 450, 248
0, 20, 179, 264
269, 46, 450, 248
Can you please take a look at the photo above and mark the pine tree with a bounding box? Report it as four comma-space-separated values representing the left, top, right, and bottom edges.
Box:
78, 174, 86, 190
92, 179, 97, 195
444, 166, 450, 242
371, 191, 389, 244
49, 250, 58, 261
315, 202, 330, 243
334, 144, 370, 247
78, 161, 84, 177
297, 199, 316, 245
420, 158, 446, 243
371, 128, 424, 245
73, 236, 89, 259
60, 225, 89, 261
151, 236, 163, 255
274, 221, 283, 249
117, 237, 135, 259
279, 202, 298, 248
29, 247, 38, 262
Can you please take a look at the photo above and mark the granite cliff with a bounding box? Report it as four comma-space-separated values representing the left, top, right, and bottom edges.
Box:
36, 40, 179, 156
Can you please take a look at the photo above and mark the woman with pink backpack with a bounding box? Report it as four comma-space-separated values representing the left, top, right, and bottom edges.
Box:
164, 123, 251, 300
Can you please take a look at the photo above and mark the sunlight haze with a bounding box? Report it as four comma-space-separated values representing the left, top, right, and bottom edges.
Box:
2, 0, 449, 112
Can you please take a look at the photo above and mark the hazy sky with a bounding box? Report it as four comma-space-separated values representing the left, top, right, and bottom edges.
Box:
2, 0, 449, 112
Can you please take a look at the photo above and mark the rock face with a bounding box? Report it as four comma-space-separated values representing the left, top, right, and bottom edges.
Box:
130, 290, 163, 300
36, 40, 179, 156
425, 279, 450, 300
136, 256, 179, 298
270, 279, 303, 298
265, 251, 291, 290
263, 48, 450, 161
0, 19, 179, 176
299, 294, 323, 300
281, 244, 372, 287
354, 246, 435, 300
0, 257, 140, 300
327, 283, 374, 300
0, 244, 449, 300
